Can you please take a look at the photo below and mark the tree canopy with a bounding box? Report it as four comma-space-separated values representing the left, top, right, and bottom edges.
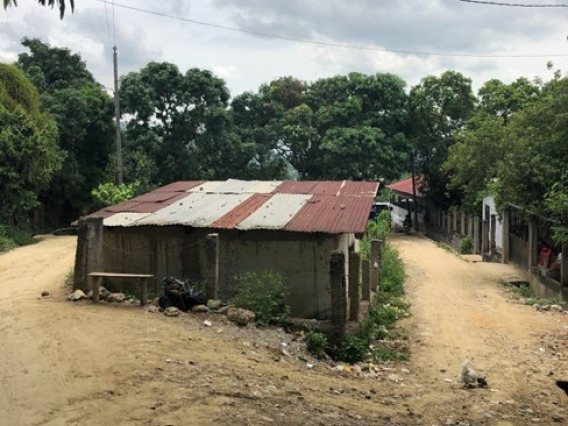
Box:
0, 63, 63, 224
18, 38, 114, 227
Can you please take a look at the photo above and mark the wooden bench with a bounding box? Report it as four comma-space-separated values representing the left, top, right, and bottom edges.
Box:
88, 272, 154, 305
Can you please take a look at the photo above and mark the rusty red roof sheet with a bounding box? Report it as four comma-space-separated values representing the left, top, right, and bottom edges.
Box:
154, 181, 205, 192
387, 177, 424, 197
131, 191, 184, 203
339, 181, 380, 197
209, 193, 273, 229
285, 195, 374, 235
275, 181, 319, 194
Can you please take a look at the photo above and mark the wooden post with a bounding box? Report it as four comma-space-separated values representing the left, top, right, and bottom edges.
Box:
74, 217, 104, 292
561, 244, 567, 287
361, 259, 370, 301
502, 207, 510, 264
205, 233, 219, 300
468, 214, 474, 239
460, 212, 466, 236
453, 210, 458, 234
330, 250, 347, 342
140, 278, 148, 306
348, 252, 361, 321
91, 276, 101, 303
446, 212, 452, 235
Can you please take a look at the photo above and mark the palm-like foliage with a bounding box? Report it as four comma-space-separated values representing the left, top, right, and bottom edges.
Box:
3, 0, 74, 18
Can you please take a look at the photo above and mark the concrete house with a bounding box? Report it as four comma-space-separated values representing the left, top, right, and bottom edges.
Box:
74, 179, 379, 320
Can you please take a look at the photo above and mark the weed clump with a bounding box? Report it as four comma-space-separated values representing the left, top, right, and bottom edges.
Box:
230, 271, 290, 326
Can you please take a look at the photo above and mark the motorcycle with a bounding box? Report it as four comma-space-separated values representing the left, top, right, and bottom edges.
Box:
403, 216, 412, 235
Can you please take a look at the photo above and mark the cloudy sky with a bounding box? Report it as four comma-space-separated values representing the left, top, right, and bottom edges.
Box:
1, 0, 567, 96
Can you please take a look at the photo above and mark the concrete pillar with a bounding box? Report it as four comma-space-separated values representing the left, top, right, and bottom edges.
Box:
460, 212, 466, 236
502, 208, 510, 264
205, 233, 219, 300
561, 244, 567, 287
474, 217, 481, 254
330, 250, 347, 341
73, 217, 103, 291
348, 252, 361, 321
361, 259, 370, 301
528, 216, 539, 268
370, 239, 381, 293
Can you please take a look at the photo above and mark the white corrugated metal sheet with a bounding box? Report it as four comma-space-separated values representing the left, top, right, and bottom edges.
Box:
247, 180, 282, 193
188, 179, 281, 194
103, 212, 150, 227
188, 181, 224, 193
134, 192, 254, 227
236, 193, 311, 230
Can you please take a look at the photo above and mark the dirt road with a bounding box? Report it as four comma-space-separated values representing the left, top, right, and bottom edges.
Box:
0, 235, 566, 425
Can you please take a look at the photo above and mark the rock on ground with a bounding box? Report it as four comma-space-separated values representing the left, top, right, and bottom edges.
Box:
68, 289, 87, 301
164, 307, 180, 317
226, 307, 255, 326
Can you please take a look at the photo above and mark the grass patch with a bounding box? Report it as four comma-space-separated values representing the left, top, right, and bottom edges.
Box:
504, 281, 562, 306
64, 268, 74, 286
437, 242, 454, 253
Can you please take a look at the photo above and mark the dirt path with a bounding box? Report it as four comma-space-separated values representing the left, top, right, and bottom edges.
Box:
0, 235, 566, 425
394, 234, 568, 425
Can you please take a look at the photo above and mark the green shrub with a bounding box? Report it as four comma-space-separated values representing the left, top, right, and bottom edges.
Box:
332, 243, 410, 364
333, 334, 370, 364
91, 181, 139, 207
305, 331, 328, 356
230, 271, 290, 326
460, 235, 473, 254
517, 284, 532, 298
380, 243, 406, 296
0, 232, 16, 253
361, 210, 391, 259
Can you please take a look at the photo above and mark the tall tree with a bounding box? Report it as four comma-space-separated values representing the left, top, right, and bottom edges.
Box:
121, 62, 249, 183
445, 78, 541, 211
18, 38, 114, 228
0, 63, 63, 226
409, 70, 476, 207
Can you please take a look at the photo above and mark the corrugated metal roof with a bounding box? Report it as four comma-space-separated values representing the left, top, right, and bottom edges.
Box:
387, 176, 424, 197
340, 181, 380, 197
210, 193, 273, 229
104, 212, 150, 227
135, 192, 254, 227
154, 181, 205, 192
285, 195, 373, 235
275, 181, 319, 194
236, 193, 311, 230
83, 179, 378, 235
131, 191, 184, 203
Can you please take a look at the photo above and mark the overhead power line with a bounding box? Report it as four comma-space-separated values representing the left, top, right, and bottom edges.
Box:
455, 0, 568, 7
94, 0, 568, 58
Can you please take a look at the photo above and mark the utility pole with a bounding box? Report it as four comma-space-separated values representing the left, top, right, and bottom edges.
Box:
113, 45, 123, 185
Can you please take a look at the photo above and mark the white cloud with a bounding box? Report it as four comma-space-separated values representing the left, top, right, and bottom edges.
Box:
1, 0, 567, 96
